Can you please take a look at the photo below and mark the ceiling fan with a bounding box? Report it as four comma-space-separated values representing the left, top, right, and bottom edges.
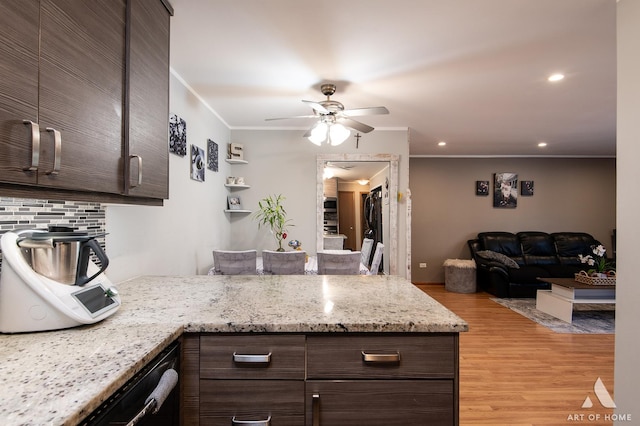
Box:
266, 83, 389, 146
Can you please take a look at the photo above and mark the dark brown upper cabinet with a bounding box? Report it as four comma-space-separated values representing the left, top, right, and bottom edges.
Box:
0, 0, 172, 205
125, 0, 172, 199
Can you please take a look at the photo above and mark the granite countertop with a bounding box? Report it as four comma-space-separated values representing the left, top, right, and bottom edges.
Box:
0, 274, 467, 425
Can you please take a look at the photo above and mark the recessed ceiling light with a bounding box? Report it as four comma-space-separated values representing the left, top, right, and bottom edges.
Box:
548, 73, 564, 82
438, 141, 447, 146
538, 142, 548, 147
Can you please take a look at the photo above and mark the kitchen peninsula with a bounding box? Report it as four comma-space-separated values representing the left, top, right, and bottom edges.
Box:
0, 275, 467, 425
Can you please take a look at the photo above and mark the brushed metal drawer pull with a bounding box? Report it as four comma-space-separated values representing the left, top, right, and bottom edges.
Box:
45, 127, 61, 175
129, 155, 143, 187
312, 394, 320, 426
361, 351, 401, 363
231, 415, 271, 425
22, 120, 40, 171
232, 352, 272, 364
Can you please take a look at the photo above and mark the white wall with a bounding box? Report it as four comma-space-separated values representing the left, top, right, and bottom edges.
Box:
615, 0, 640, 421
104, 76, 409, 282
104, 72, 231, 283
228, 129, 410, 277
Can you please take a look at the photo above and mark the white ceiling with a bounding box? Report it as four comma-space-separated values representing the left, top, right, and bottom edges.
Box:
169, 0, 616, 157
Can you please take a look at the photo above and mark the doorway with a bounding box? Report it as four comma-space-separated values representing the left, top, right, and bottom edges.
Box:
338, 191, 356, 250
316, 153, 399, 275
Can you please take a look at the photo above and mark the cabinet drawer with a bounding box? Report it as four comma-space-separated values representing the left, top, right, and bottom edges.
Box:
307, 334, 456, 379
306, 380, 454, 426
200, 334, 305, 379
201, 380, 305, 426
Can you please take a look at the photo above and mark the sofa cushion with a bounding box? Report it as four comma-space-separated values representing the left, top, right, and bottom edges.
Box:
476, 250, 520, 269
552, 232, 599, 265
477, 232, 524, 265
518, 232, 559, 265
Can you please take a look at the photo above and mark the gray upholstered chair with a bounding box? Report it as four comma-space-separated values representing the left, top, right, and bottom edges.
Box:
262, 250, 306, 275
368, 243, 384, 275
360, 238, 374, 268
317, 251, 362, 275
212, 249, 257, 275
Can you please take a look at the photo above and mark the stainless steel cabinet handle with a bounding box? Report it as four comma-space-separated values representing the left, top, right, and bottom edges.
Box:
361, 351, 401, 363
231, 415, 271, 425
45, 127, 61, 175
312, 394, 320, 426
232, 352, 272, 364
129, 154, 142, 187
22, 120, 40, 171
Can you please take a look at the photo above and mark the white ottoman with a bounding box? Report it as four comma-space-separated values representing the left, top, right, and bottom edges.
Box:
443, 259, 477, 293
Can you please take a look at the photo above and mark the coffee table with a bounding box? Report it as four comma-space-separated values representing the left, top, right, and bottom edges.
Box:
535, 277, 616, 323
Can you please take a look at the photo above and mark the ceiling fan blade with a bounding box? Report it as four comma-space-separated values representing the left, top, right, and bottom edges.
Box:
342, 106, 389, 117
303, 125, 316, 138
302, 100, 330, 114
338, 117, 374, 133
265, 114, 317, 121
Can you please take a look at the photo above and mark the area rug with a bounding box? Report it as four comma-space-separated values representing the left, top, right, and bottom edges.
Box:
491, 298, 615, 334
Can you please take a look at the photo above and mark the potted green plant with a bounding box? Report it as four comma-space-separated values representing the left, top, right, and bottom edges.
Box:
253, 194, 293, 251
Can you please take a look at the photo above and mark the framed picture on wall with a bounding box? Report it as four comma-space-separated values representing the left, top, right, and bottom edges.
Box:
227, 196, 242, 210
207, 139, 218, 172
494, 172, 518, 208
521, 181, 534, 196
168, 113, 187, 156
476, 180, 489, 196
190, 144, 205, 182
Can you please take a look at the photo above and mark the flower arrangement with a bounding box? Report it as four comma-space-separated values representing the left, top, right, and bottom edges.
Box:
578, 244, 615, 277
253, 194, 293, 251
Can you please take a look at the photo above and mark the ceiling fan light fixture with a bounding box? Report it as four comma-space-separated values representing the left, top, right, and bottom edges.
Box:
329, 123, 350, 146
308, 122, 328, 146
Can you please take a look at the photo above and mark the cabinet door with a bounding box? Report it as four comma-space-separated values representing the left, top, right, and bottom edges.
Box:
38, 0, 125, 193
200, 380, 305, 426
306, 380, 455, 426
0, 0, 39, 185
125, 0, 171, 199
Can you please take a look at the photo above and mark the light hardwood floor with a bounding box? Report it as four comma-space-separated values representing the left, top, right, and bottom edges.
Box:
416, 284, 615, 426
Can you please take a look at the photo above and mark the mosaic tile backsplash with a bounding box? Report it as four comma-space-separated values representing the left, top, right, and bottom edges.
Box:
0, 198, 106, 274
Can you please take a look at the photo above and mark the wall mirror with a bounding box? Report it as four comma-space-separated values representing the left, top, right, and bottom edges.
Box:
317, 154, 399, 275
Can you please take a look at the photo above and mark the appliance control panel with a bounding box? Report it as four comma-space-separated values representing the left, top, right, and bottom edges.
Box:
72, 284, 119, 317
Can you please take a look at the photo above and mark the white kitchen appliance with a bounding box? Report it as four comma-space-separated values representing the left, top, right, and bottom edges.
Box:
0, 228, 121, 333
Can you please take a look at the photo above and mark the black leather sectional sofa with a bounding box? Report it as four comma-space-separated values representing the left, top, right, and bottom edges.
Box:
467, 231, 602, 298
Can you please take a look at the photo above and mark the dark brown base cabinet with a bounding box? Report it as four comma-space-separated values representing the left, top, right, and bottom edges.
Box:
182, 333, 459, 426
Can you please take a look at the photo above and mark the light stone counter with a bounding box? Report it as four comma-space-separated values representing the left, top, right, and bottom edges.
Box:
0, 275, 467, 425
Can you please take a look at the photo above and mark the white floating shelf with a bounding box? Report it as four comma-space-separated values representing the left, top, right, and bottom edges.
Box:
224, 209, 252, 213
224, 184, 250, 188
225, 158, 248, 164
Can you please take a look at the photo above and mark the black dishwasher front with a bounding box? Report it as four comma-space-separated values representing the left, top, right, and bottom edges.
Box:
79, 340, 180, 426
